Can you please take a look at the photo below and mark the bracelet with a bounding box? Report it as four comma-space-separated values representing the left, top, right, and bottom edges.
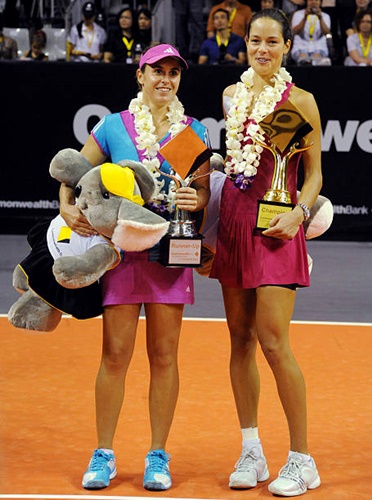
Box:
297, 202, 311, 222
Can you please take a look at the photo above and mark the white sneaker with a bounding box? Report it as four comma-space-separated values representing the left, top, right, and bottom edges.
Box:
268, 452, 321, 496
229, 445, 269, 489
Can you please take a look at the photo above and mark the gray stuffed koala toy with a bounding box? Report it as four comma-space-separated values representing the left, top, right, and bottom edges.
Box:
8, 149, 169, 332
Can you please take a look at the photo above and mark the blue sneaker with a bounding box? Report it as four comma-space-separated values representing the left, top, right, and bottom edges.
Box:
82, 449, 116, 489
143, 449, 172, 491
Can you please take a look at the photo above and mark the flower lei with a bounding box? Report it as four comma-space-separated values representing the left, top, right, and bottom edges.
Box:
225, 66, 292, 190
128, 91, 188, 212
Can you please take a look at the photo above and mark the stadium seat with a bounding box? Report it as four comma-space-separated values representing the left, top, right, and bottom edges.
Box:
43, 27, 67, 61
3, 27, 30, 58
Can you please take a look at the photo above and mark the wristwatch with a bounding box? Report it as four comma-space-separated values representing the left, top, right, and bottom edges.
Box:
297, 202, 311, 222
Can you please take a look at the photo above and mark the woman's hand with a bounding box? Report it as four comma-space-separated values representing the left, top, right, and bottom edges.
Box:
61, 202, 97, 237
174, 186, 198, 212
262, 207, 304, 240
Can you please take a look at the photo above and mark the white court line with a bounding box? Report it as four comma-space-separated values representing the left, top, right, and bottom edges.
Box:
0, 496, 212, 500
1, 313, 371, 327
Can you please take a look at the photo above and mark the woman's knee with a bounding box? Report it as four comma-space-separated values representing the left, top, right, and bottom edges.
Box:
101, 345, 132, 373
229, 324, 257, 352
259, 335, 291, 367
148, 342, 179, 371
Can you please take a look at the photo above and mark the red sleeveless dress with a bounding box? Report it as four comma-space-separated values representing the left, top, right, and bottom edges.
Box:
210, 84, 310, 289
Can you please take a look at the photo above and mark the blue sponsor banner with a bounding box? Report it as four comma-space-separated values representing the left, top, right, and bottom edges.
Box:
0, 62, 370, 240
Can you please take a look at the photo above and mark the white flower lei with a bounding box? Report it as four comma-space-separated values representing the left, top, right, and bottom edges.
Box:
225, 66, 292, 189
128, 92, 187, 209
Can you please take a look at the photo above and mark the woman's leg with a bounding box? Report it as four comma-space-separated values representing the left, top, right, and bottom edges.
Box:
95, 303, 141, 449
257, 286, 321, 496
222, 286, 259, 428
144, 302, 184, 451
223, 286, 269, 489
255, 286, 307, 453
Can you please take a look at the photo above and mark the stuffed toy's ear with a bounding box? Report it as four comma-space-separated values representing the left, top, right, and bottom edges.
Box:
112, 199, 169, 252
304, 195, 334, 240
117, 159, 156, 203
49, 148, 93, 187
210, 152, 225, 172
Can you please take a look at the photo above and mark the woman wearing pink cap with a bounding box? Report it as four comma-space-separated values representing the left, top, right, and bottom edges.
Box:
59, 43, 211, 491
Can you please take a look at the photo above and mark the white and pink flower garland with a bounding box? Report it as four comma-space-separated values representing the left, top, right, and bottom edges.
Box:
128, 91, 187, 210
224, 66, 292, 190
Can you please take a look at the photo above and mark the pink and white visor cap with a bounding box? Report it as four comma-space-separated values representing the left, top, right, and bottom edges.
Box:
139, 44, 188, 69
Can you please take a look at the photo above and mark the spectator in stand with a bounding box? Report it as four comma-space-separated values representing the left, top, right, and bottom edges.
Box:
199, 8, 247, 65
345, 8, 372, 64
137, 7, 152, 48
104, 7, 142, 63
173, 0, 205, 64
21, 32, 48, 60
261, 0, 275, 9
290, 0, 332, 65
206, 0, 253, 39
67, 2, 107, 62
345, 0, 369, 35
281, 0, 305, 18
0, 13, 17, 59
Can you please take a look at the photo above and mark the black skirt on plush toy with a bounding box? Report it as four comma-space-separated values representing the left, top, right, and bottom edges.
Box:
19, 220, 103, 320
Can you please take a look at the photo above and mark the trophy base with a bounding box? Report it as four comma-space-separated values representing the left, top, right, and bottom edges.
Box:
160, 234, 203, 268
255, 199, 295, 231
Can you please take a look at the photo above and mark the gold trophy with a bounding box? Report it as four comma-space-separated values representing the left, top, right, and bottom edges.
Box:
157, 125, 213, 267
255, 99, 313, 231
255, 141, 312, 230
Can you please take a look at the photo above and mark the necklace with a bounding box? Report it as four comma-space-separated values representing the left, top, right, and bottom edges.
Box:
128, 91, 187, 210
307, 14, 318, 41
122, 36, 134, 56
358, 33, 372, 58
84, 25, 94, 48
216, 33, 229, 47
224, 66, 292, 190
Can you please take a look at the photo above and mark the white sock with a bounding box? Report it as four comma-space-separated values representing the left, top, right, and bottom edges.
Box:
289, 450, 311, 462
241, 427, 259, 441
241, 427, 262, 453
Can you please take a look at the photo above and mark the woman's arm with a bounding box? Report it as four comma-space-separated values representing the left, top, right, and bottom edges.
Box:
198, 54, 208, 64
263, 89, 323, 239
59, 135, 107, 236
292, 10, 308, 35
175, 158, 211, 212
348, 48, 372, 65
103, 51, 114, 63
236, 50, 247, 65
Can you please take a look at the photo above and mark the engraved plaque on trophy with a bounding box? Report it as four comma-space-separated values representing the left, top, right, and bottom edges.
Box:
255, 100, 313, 231
158, 126, 213, 267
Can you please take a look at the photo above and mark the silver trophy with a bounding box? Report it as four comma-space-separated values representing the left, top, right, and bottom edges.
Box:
157, 166, 213, 267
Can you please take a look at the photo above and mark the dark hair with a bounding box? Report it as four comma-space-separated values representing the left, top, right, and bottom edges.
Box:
34, 29, 47, 46
355, 8, 372, 32
247, 8, 292, 43
137, 7, 152, 20
213, 8, 230, 20
117, 7, 139, 37
117, 6, 135, 24
31, 32, 46, 48
76, 21, 84, 38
